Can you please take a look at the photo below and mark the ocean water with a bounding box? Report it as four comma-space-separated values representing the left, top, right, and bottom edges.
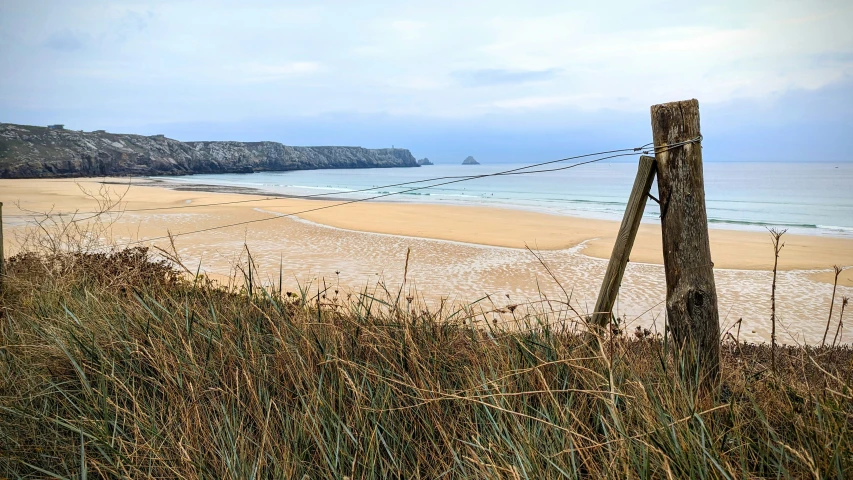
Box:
159, 161, 853, 238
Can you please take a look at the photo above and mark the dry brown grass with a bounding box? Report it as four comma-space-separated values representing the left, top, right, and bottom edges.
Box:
1, 248, 852, 478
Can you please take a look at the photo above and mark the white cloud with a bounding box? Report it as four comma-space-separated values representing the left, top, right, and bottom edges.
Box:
488, 94, 595, 110
233, 62, 323, 83
1, 0, 851, 125
386, 19, 426, 41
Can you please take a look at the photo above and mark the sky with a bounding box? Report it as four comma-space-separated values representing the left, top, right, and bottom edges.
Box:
1, 0, 852, 163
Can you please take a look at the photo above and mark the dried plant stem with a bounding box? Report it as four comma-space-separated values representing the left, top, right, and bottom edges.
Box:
822, 266, 844, 348
832, 297, 849, 347
768, 228, 786, 375
0, 201, 5, 283
397, 247, 412, 313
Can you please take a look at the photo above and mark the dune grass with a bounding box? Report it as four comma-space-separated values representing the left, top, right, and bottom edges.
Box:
1, 247, 851, 478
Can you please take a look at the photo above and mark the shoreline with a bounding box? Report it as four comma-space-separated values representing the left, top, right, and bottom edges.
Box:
2, 176, 852, 287
147, 169, 853, 241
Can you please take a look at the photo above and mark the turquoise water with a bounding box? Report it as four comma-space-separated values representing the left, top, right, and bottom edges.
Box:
159, 162, 853, 238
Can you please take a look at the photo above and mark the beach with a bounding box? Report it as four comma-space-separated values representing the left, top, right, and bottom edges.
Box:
3, 177, 852, 344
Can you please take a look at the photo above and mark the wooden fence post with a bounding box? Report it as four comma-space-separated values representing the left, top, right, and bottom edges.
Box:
651, 99, 720, 387
592, 156, 656, 330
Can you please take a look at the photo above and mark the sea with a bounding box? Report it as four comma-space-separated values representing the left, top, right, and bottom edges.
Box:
158, 161, 853, 238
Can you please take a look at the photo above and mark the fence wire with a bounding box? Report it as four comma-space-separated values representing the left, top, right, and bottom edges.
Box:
7, 137, 701, 246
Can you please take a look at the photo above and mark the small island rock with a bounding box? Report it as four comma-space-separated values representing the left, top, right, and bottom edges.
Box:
418, 157, 434, 165
462, 156, 480, 165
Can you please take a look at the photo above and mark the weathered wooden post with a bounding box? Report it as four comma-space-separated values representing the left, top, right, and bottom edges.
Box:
651, 99, 720, 387
592, 156, 656, 330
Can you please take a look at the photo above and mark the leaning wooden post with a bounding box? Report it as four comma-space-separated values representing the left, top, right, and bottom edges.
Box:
592, 156, 656, 330
651, 99, 720, 388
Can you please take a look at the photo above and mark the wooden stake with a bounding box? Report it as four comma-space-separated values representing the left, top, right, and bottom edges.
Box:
651, 99, 720, 387
592, 156, 656, 330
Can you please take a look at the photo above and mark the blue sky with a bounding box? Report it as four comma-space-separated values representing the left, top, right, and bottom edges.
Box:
1, 0, 851, 163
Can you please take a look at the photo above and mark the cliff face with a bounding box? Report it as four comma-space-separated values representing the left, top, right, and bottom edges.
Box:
0, 123, 420, 178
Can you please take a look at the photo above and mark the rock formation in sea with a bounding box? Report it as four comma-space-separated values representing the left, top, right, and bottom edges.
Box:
0, 123, 420, 178
417, 158, 434, 165
462, 156, 480, 165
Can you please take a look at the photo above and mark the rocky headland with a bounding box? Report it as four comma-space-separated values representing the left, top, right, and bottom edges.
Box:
0, 123, 420, 178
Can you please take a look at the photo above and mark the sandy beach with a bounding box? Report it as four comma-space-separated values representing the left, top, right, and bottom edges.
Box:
3, 177, 852, 344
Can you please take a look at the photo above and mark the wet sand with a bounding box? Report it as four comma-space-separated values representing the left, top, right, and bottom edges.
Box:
2, 177, 852, 344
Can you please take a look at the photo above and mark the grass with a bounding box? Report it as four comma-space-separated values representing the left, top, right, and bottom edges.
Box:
1, 247, 852, 478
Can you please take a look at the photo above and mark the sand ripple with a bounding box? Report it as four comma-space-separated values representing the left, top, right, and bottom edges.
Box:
129, 211, 852, 346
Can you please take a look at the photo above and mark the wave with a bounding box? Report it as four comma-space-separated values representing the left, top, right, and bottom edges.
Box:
817, 225, 853, 232
707, 218, 819, 229
566, 199, 626, 206
287, 185, 355, 192
429, 193, 480, 199
709, 198, 853, 208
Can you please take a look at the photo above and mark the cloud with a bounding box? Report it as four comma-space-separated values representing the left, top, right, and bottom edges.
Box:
43, 30, 87, 51
487, 94, 591, 109
1, 0, 851, 163
112, 10, 154, 43
454, 68, 562, 86
118, 10, 153, 33
387, 20, 425, 41
10, 1, 853, 117
236, 62, 323, 82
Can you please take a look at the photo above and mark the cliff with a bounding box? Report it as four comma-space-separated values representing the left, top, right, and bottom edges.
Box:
0, 123, 420, 178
